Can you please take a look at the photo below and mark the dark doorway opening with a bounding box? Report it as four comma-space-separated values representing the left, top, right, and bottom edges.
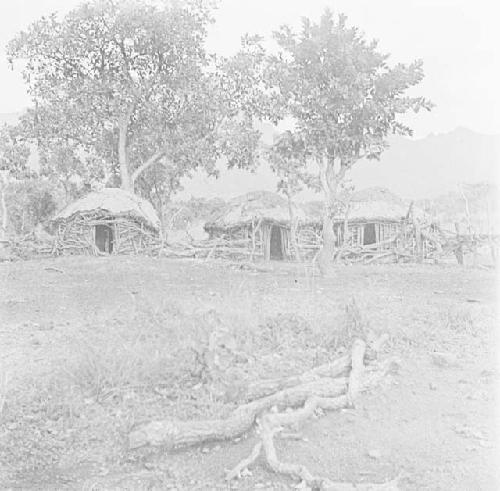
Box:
95, 224, 114, 253
363, 223, 376, 245
270, 225, 284, 260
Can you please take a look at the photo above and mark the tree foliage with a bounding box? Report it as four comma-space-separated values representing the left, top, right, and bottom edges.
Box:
0, 124, 32, 238
6, 178, 60, 235
267, 130, 318, 198
0, 124, 31, 177
7, 0, 264, 208
268, 11, 432, 172
264, 10, 432, 271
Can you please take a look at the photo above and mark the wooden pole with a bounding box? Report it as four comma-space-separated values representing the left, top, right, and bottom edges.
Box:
454, 222, 464, 266
250, 218, 256, 262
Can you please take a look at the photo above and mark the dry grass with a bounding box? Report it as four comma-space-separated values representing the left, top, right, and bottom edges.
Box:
441, 306, 475, 334
59, 303, 215, 401
0, 257, 496, 488
0, 368, 8, 416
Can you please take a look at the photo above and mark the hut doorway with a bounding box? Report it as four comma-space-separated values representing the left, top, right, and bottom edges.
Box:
95, 224, 114, 253
363, 223, 376, 245
270, 225, 284, 260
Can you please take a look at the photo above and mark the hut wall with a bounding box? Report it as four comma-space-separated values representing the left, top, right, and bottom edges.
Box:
205, 224, 263, 259
57, 218, 95, 255
112, 219, 157, 254
208, 221, 298, 260
205, 217, 429, 263
55, 215, 158, 255
333, 221, 403, 250
296, 224, 322, 259
261, 224, 270, 260
281, 227, 292, 259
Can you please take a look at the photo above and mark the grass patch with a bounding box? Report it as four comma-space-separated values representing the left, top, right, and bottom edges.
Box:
442, 307, 475, 334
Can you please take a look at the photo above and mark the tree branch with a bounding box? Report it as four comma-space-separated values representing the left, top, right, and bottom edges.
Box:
318, 156, 329, 196
131, 150, 165, 184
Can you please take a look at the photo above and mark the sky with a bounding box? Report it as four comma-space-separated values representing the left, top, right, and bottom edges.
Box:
0, 0, 499, 140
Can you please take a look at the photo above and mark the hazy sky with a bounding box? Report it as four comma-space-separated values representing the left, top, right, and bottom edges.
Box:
0, 0, 499, 138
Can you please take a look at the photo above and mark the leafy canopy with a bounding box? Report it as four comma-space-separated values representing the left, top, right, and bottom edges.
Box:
266, 10, 432, 195
267, 130, 318, 197
7, 0, 264, 197
0, 124, 31, 178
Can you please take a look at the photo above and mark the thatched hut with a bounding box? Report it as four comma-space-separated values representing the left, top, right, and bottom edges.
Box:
204, 191, 308, 260
51, 188, 160, 255
202, 188, 432, 263
331, 187, 411, 249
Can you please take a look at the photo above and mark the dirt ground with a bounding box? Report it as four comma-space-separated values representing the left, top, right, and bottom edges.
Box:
0, 256, 499, 490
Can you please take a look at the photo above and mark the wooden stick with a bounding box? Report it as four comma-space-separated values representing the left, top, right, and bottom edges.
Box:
346, 338, 366, 406
128, 339, 396, 454
228, 333, 387, 403
128, 377, 348, 450
226, 341, 399, 487
225, 441, 262, 481
257, 338, 367, 488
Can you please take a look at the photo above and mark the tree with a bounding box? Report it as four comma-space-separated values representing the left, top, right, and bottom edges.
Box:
5, 178, 60, 235
267, 130, 318, 261
266, 10, 432, 273
0, 124, 31, 238
7, 0, 264, 215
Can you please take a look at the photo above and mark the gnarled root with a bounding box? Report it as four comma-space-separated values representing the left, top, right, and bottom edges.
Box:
225, 441, 262, 481
232, 333, 389, 403
128, 334, 395, 456
225, 339, 401, 490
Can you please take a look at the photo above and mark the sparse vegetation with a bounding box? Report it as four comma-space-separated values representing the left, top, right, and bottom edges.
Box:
0, 369, 8, 416
441, 306, 475, 334
0, 0, 497, 489
0, 257, 497, 488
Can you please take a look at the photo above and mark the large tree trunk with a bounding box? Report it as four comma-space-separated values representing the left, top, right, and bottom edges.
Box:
117, 107, 166, 194
118, 116, 132, 192
0, 187, 7, 240
285, 184, 301, 262
317, 213, 336, 275
317, 160, 339, 276
0, 173, 8, 240
157, 195, 172, 246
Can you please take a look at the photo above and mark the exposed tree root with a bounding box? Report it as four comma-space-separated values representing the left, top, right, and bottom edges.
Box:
129, 377, 349, 450
224, 339, 401, 490
232, 356, 351, 403
225, 441, 262, 481
128, 334, 394, 451
346, 338, 366, 407
231, 333, 389, 403
258, 395, 350, 489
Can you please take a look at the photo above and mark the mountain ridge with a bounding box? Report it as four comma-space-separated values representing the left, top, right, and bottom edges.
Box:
1, 112, 498, 201
179, 124, 499, 201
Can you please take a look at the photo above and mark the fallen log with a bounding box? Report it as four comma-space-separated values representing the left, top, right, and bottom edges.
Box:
128, 342, 397, 452
226, 340, 401, 490
128, 377, 348, 450
346, 338, 365, 406
230, 333, 388, 403
230, 356, 351, 403
225, 441, 263, 481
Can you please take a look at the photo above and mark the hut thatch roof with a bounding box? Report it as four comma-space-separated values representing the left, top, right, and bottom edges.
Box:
205, 191, 306, 230
342, 187, 409, 222
302, 188, 409, 224
52, 188, 161, 230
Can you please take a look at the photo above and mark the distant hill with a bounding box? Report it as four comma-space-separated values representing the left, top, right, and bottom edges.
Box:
179, 125, 500, 201
2, 110, 498, 201
416, 182, 500, 234
348, 127, 499, 199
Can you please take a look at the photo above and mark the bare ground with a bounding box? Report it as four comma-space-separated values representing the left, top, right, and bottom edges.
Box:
0, 256, 499, 490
